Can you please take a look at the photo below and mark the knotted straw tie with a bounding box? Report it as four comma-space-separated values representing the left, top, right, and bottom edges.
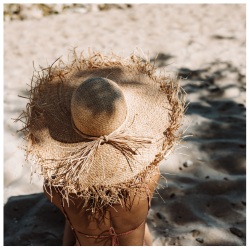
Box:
71, 113, 155, 172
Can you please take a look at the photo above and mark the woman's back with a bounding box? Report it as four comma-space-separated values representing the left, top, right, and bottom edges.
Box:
44, 169, 159, 246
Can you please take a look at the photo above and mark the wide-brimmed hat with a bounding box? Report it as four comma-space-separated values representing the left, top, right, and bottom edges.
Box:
15, 48, 186, 209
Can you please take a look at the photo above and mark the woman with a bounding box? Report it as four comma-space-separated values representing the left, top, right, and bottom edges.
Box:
15, 49, 186, 246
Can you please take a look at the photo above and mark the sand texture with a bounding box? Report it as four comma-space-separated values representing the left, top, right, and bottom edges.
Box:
4, 4, 246, 246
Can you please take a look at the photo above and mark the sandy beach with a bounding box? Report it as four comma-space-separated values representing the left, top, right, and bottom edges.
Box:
4, 4, 246, 246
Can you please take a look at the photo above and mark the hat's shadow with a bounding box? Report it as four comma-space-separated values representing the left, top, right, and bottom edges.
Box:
4, 193, 65, 246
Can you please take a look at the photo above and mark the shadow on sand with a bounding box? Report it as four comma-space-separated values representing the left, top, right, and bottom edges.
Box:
4, 193, 65, 246
151, 59, 246, 246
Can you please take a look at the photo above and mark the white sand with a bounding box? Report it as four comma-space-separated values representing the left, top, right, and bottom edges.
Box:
4, 4, 246, 246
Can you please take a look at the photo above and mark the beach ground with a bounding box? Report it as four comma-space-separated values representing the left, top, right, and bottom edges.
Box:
4, 4, 246, 246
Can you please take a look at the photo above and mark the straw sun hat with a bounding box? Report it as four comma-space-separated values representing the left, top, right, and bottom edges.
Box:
15, 48, 186, 210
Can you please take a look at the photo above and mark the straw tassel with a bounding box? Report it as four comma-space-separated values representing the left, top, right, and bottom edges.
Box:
51, 118, 155, 177
41, 118, 154, 189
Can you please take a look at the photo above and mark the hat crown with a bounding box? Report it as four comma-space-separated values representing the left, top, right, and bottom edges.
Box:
71, 77, 127, 137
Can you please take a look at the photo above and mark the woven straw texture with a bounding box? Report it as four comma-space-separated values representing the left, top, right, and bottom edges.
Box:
71, 77, 128, 136
15, 49, 187, 209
